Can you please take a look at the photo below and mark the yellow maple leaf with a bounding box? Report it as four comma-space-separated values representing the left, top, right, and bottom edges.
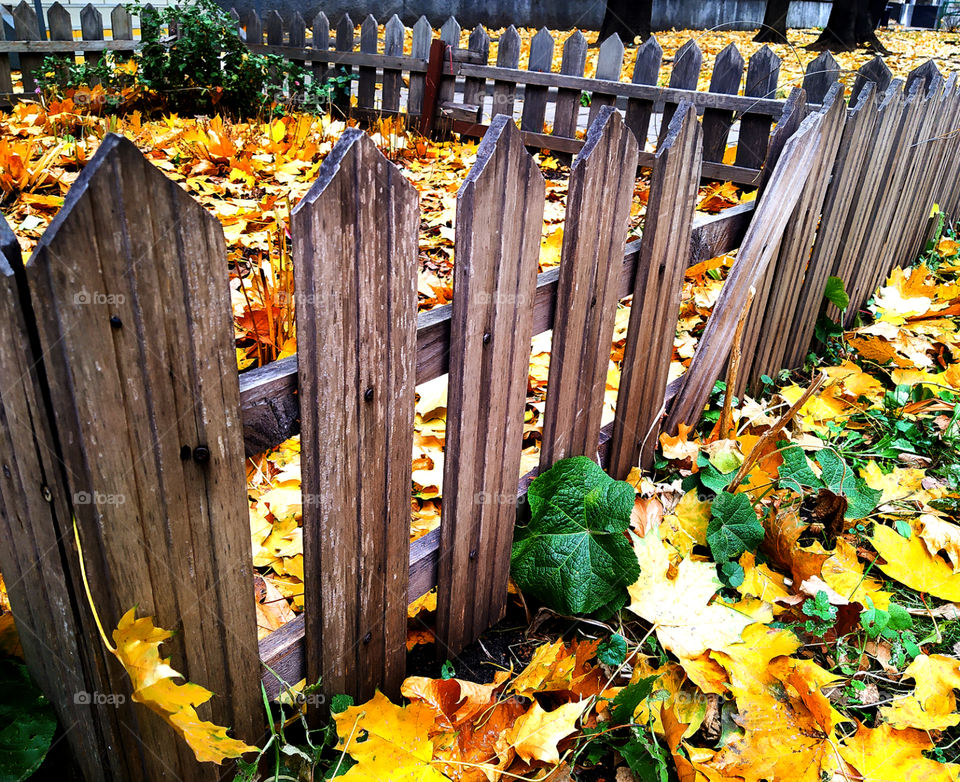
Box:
821, 538, 891, 609
112, 608, 257, 764
839, 723, 960, 781
335, 691, 447, 782
881, 654, 960, 730
627, 529, 769, 659
500, 700, 586, 764
871, 523, 960, 602
660, 489, 710, 557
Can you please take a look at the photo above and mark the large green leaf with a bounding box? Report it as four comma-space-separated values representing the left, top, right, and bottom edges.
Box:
0, 660, 56, 782
778, 446, 880, 520
706, 491, 765, 565
512, 457, 639, 615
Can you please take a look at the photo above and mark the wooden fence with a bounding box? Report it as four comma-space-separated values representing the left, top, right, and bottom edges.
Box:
1, 7, 960, 781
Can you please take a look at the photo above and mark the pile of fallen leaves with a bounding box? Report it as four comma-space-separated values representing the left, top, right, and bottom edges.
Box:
307, 233, 960, 782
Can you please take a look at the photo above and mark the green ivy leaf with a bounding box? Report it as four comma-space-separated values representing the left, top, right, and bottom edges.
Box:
0, 660, 56, 782
597, 633, 629, 667
707, 492, 765, 565
609, 676, 658, 725
816, 450, 881, 520
824, 276, 850, 311
512, 457, 640, 615
778, 446, 822, 495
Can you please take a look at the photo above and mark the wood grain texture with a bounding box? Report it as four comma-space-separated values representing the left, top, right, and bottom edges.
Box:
235, 203, 755, 456
660, 39, 702, 142
520, 27, 555, 133
665, 110, 824, 435
25, 134, 261, 779
735, 46, 781, 169
310, 12, 330, 85
0, 11, 12, 97
746, 84, 847, 391
701, 43, 745, 162
13, 1, 43, 93
0, 215, 116, 782
462, 25, 490, 121
552, 31, 587, 139
588, 33, 625, 127
358, 14, 378, 110
408, 16, 432, 115
539, 106, 638, 468
624, 36, 662, 148
851, 56, 891, 103
333, 14, 354, 117
492, 26, 521, 120
783, 83, 879, 369
435, 116, 545, 655
609, 103, 702, 477
802, 51, 839, 104
438, 16, 461, 108
292, 129, 418, 701
110, 3, 135, 61
382, 15, 405, 113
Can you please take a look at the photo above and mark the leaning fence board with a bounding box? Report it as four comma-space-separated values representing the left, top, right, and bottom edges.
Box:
783, 83, 879, 370
25, 134, 261, 780
701, 43, 745, 162
624, 36, 662, 148
746, 84, 847, 392
736, 46, 781, 169
665, 110, 824, 435
852, 56, 892, 103
462, 25, 490, 120
609, 104, 702, 477
539, 107, 638, 467
292, 129, 418, 701
0, 215, 115, 782
436, 116, 545, 654
552, 31, 587, 139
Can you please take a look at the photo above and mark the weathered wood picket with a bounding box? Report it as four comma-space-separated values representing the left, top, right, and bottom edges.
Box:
2, 8, 960, 780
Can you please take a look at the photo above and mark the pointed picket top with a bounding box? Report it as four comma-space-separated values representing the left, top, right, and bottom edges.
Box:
312, 12, 329, 49
632, 35, 662, 82
412, 15, 432, 58
27, 131, 263, 743
437, 114, 546, 653
288, 11, 305, 48
527, 27, 554, 72
497, 25, 521, 66
293, 127, 419, 701
111, 3, 133, 39
79, 2, 103, 37
541, 105, 639, 467
361, 14, 378, 50
561, 29, 588, 73
245, 9, 262, 44
851, 56, 891, 103
709, 42, 744, 90
595, 33, 624, 80
906, 59, 943, 97
440, 15, 460, 47
745, 45, 781, 96
384, 14, 404, 56
670, 39, 702, 86
336, 13, 354, 49
468, 24, 490, 58
265, 9, 283, 45
13, 0, 40, 38
47, 2, 73, 40
802, 50, 839, 103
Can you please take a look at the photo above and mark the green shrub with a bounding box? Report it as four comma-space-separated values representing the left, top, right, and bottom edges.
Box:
37, 0, 350, 118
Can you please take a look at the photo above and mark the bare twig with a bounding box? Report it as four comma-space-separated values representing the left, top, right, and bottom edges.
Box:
727, 371, 828, 491
719, 286, 756, 439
